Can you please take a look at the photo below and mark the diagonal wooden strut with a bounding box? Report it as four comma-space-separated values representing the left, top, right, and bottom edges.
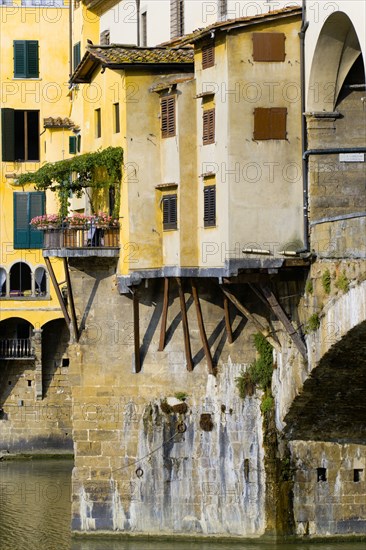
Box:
220, 285, 281, 352
223, 294, 233, 344
62, 258, 79, 342
132, 289, 141, 373
158, 277, 169, 351
191, 279, 214, 375
259, 285, 307, 359
176, 278, 193, 372
45, 257, 71, 327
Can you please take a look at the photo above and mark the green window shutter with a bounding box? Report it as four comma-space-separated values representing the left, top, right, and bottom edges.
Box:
73, 42, 81, 71
14, 41, 26, 77
69, 136, 77, 154
27, 41, 39, 78
14, 192, 45, 249
14, 193, 30, 249
1, 108, 15, 162
29, 192, 45, 248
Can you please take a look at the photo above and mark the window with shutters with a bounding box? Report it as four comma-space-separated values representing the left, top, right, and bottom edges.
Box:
13, 192, 45, 249
114, 103, 120, 133
13, 41, 39, 78
1, 109, 40, 161
252, 33, 286, 62
204, 186, 216, 227
202, 42, 215, 69
73, 42, 81, 71
253, 108, 287, 140
95, 108, 101, 138
170, 0, 184, 38
162, 194, 177, 230
161, 96, 176, 138
203, 108, 215, 145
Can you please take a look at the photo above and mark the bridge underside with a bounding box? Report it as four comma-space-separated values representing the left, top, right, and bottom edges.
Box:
284, 320, 366, 444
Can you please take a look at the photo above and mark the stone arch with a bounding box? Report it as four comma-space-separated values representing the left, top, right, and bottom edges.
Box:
34, 265, 48, 296
282, 280, 366, 443
0, 267, 6, 296
307, 12, 364, 111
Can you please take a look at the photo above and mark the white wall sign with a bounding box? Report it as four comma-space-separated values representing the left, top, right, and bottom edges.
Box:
339, 153, 365, 162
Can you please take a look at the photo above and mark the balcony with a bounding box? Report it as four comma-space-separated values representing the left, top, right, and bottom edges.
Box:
42, 226, 120, 258
0, 339, 34, 360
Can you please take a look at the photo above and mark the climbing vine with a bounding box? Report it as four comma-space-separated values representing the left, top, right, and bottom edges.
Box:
235, 333, 274, 399
16, 147, 123, 218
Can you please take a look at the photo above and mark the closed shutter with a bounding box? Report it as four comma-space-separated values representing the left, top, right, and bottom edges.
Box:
161, 96, 176, 138
163, 194, 177, 230
170, 0, 178, 38
14, 41, 26, 77
204, 186, 216, 227
202, 42, 215, 69
73, 42, 81, 71
69, 136, 77, 154
14, 192, 45, 249
14, 41, 39, 78
203, 108, 215, 145
254, 108, 287, 140
252, 33, 286, 62
1, 108, 15, 161
29, 192, 45, 248
27, 41, 39, 78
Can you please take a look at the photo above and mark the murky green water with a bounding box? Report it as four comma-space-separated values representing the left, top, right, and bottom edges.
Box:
0, 460, 365, 550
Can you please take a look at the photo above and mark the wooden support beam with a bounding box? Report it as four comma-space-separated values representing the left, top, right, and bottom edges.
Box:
62, 258, 79, 342
220, 285, 281, 352
259, 285, 308, 359
158, 277, 169, 351
133, 290, 141, 373
223, 294, 233, 344
176, 277, 193, 372
191, 279, 214, 375
45, 257, 71, 327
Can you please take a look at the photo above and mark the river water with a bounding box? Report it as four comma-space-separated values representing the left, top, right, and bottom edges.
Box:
0, 460, 365, 550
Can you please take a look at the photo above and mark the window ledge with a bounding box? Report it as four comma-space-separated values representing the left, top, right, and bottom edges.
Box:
155, 183, 178, 190
12, 78, 42, 81
0, 296, 50, 301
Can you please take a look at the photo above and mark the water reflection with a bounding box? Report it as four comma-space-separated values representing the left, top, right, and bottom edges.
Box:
0, 460, 365, 550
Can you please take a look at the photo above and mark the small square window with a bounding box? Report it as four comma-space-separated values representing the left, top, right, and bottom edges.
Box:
253, 107, 287, 140
354, 469, 364, 482
317, 467, 327, 482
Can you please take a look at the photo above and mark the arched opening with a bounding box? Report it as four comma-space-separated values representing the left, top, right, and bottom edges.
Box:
307, 12, 364, 111
0, 268, 6, 296
0, 318, 34, 359
9, 262, 32, 297
34, 267, 47, 296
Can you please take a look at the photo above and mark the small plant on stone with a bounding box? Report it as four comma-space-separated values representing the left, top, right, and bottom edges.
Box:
335, 271, 349, 293
322, 269, 331, 294
174, 392, 188, 401
305, 279, 313, 294
260, 394, 274, 414
235, 370, 255, 399
304, 313, 320, 333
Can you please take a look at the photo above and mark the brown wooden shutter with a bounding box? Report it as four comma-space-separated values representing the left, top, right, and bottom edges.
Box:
253, 108, 287, 140
270, 108, 287, 139
202, 42, 215, 69
163, 194, 177, 230
252, 33, 286, 62
203, 108, 215, 145
161, 96, 176, 138
170, 0, 184, 38
204, 186, 216, 227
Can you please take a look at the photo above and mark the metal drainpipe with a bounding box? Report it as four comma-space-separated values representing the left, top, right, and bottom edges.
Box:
299, 0, 309, 252
136, 0, 141, 46
303, 147, 366, 159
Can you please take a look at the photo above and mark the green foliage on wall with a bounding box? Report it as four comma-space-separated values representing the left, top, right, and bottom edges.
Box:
322, 269, 331, 294
235, 333, 274, 399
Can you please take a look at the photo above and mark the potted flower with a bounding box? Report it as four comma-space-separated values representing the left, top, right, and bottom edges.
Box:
65, 213, 92, 229
30, 214, 61, 230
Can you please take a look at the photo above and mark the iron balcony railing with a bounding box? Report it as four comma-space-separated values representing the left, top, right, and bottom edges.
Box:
42, 225, 119, 250
0, 339, 34, 359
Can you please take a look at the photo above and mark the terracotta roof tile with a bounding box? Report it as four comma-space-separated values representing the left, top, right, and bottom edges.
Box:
43, 117, 76, 129
87, 45, 193, 65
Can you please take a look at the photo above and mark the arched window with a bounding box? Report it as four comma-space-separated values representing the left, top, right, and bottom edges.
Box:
9, 262, 32, 297
34, 267, 47, 296
0, 268, 6, 296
